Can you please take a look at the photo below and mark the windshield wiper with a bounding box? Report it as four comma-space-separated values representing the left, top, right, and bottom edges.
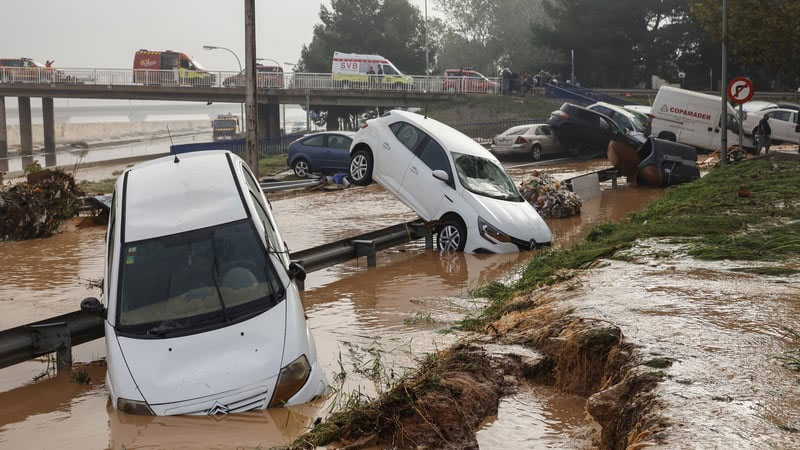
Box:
211, 238, 231, 322
147, 320, 183, 337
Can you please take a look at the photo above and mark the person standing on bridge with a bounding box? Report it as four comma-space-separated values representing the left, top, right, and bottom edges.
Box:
757, 114, 772, 155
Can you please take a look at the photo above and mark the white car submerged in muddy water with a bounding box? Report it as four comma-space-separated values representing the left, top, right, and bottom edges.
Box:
80, 150, 327, 416
348, 110, 552, 253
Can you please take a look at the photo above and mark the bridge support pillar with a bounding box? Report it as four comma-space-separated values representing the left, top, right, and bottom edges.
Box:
42, 97, 55, 154
18, 97, 32, 155
0, 96, 7, 158
257, 100, 281, 140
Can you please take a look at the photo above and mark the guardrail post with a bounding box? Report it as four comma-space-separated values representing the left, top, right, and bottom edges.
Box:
353, 239, 377, 267
29, 322, 72, 370
609, 169, 618, 189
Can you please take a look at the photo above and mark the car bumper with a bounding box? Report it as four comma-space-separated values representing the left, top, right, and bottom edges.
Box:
490, 144, 530, 155
464, 224, 551, 254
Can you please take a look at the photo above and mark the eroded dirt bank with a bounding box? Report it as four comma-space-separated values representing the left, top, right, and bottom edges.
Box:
292, 153, 800, 449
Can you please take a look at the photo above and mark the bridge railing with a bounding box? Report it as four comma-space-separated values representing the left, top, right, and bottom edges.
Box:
0, 67, 501, 94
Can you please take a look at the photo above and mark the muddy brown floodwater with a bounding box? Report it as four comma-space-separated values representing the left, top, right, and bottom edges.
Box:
0, 159, 662, 449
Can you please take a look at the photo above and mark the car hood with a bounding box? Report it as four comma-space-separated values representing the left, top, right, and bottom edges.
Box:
464, 191, 552, 246
117, 302, 286, 406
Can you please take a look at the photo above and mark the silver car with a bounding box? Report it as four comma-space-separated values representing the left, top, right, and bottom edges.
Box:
490, 124, 559, 160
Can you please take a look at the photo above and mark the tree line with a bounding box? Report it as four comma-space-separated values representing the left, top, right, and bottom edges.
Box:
298, 0, 800, 91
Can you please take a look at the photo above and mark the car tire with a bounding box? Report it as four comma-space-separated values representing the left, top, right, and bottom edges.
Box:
349, 149, 373, 186
657, 132, 677, 142
531, 144, 542, 161
292, 159, 311, 178
437, 218, 467, 252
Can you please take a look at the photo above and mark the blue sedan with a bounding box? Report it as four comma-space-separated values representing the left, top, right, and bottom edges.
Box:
287, 131, 355, 177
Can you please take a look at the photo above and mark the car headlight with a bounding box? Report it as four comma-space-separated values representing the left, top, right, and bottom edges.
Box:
268, 355, 311, 408
117, 397, 155, 415
478, 217, 511, 243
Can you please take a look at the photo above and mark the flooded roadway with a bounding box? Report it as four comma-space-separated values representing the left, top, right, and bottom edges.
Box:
0, 158, 663, 449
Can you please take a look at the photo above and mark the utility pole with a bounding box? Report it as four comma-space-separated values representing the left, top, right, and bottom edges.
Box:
571, 50, 575, 85
245, 0, 258, 176
424, 0, 429, 75
720, 0, 728, 164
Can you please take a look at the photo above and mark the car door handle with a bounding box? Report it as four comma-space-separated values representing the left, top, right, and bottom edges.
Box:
382, 142, 391, 150
409, 166, 419, 174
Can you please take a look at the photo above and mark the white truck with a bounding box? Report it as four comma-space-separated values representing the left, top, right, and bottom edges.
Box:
650, 86, 753, 151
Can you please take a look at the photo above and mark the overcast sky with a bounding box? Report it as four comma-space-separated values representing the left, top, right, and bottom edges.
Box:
0, 0, 432, 71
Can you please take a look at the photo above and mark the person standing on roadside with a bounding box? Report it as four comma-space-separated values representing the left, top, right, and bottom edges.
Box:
757, 114, 772, 154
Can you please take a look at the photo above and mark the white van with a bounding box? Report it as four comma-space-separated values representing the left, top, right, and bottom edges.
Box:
650, 86, 753, 151
331, 51, 412, 88
81, 150, 328, 416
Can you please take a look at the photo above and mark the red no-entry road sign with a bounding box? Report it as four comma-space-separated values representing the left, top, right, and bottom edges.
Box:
728, 77, 754, 104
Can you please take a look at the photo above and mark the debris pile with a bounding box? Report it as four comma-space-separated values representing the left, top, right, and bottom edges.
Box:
0, 169, 83, 241
519, 171, 582, 218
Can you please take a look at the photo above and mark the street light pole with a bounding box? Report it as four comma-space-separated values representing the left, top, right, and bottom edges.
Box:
720, 0, 728, 164
257, 58, 286, 135
204, 44, 245, 133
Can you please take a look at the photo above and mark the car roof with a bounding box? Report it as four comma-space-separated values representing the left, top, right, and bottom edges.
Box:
122, 151, 248, 242
589, 102, 636, 119
386, 110, 498, 160
743, 100, 778, 112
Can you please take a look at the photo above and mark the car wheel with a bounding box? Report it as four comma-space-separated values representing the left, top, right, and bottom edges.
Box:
531, 144, 542, 161
292, 159, 311, 178
437, 219, 467, 252
657, 132, 677, 142
349, 149, 373, 186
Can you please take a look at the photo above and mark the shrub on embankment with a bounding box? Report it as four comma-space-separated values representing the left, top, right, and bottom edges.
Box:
463, 153, 800, 331
0, 169, 83, 241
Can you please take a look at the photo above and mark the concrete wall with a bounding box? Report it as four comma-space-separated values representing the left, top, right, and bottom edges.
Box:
5, 119, 211, 148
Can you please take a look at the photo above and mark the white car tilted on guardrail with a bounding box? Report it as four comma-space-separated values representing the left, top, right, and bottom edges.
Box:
80, 150, 327, 416
348, 110, 552, 253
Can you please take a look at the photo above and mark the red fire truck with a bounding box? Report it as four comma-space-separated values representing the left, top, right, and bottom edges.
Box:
133, 50, 215, 86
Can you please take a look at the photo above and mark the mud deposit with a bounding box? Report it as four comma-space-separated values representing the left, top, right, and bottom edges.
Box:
0, 160, 661, 449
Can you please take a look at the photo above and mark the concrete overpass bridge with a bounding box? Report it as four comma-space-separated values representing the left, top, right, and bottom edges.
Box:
0, 68, 498, 157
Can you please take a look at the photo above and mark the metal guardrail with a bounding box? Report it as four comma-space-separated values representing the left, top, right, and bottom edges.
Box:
0, 220, 433, 371
0, 67, 501, 94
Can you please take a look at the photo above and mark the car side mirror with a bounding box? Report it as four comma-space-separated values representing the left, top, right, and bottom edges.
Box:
81, 297, 106, 319
288, 262, 307, 282
432, 170, 449, 183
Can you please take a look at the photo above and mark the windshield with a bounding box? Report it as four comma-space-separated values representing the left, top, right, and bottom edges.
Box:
190, 59, 205, 71
453, 152, 523, 202
117, 219, 284, 336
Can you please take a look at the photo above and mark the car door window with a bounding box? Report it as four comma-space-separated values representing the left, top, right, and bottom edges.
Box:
416, 138, 453, 182
390, 122, 426, 151
768, 111, 791, 122
302, 135, 325, 146
327, 135, 352, 150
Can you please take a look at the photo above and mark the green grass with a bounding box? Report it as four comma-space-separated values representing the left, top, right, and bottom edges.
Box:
730, 267, 800, 276
460, 156, 800, 331
426, 95, 561, 124
258, 154, 289, 176
78, 178, 117, 195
